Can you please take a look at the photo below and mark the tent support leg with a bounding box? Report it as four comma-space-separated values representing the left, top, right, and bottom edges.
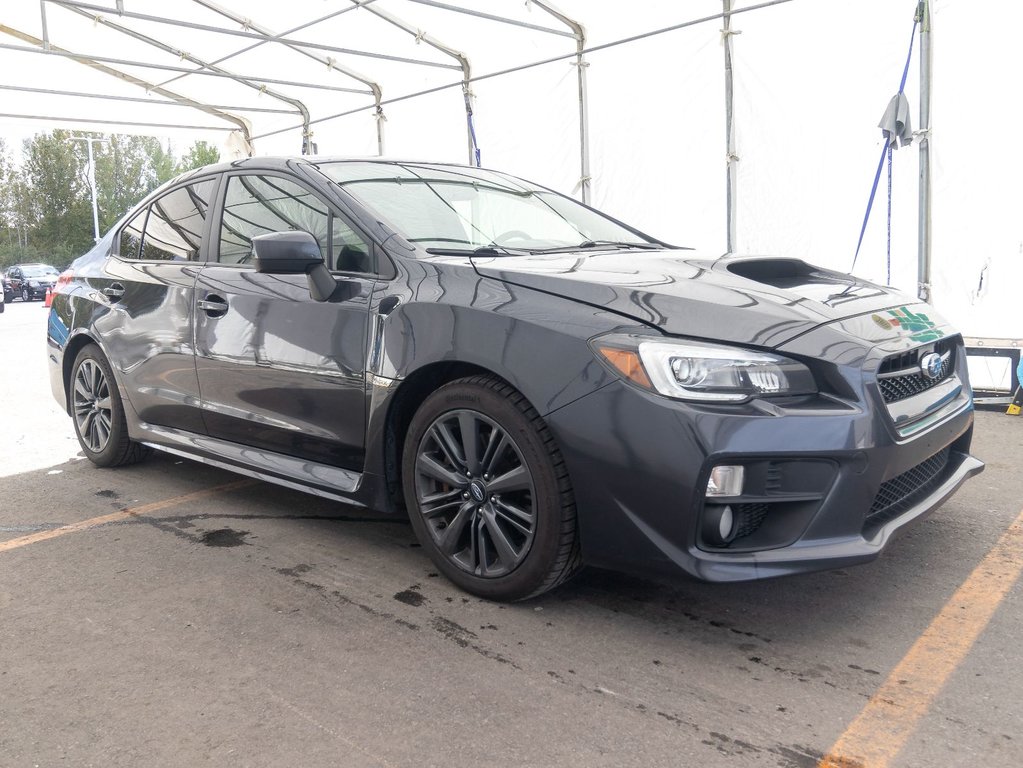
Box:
723, 0, 738, 253
917, 0, 933, 302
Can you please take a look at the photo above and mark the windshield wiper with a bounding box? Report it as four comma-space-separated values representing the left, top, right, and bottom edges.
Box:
577, 239, 661, 250
528, 240, 663, 254
424, 244, 530, 257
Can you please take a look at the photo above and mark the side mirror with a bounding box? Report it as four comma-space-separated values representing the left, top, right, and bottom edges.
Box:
251, 230, 355, 303
252, 231, 322, 274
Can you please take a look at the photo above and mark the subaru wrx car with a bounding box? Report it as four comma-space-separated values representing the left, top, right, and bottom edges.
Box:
46, 158, 983, 600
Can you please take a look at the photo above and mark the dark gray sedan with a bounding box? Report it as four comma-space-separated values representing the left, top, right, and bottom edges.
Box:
46, 158, 983, 600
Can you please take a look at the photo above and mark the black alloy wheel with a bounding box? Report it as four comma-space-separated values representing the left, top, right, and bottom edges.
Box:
70, 345, 151, 467
402, 375, 580, 601
21, 286, 29, 302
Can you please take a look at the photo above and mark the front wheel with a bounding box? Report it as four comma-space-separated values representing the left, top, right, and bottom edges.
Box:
21, 286, 29, 302
402, 376, 580, 601
70, 345, 151, 467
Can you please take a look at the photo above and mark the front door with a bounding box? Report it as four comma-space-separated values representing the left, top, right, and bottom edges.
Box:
193, 172, 374, 471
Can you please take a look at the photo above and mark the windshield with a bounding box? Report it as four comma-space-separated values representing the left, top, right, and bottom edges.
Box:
22, 265, 58, 277
317, 162, 656, 252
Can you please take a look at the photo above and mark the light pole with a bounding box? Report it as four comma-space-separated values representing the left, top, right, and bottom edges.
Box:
70, 135, 109, 243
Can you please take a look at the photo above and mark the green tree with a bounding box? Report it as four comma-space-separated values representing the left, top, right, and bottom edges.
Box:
21, 130, 93, 260
176, 140, 220, 174
94, 134, 174, 230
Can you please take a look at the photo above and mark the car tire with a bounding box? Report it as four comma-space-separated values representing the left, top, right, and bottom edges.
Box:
21, 286, 29, 302
70, 344, 151, 468
402, 375, 580, 601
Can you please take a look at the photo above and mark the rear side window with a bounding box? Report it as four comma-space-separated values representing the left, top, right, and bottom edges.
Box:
218, 174, 372, 272
119, 209, 146, 260
139, 179, 216, 261
118, 179, 215, 261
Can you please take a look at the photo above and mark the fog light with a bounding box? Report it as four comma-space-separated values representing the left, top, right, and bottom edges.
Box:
706, 465, 744, 497
702, 504, 739, 546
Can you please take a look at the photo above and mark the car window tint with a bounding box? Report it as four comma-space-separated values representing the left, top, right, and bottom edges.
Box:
119, 208, 147, 260
331, 216, 373, 273
219, 175, 328, 265
219, 174, 373, 272
139, 179, 216, 262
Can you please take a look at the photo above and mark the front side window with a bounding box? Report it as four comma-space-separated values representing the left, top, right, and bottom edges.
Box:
217, 174, 372, 272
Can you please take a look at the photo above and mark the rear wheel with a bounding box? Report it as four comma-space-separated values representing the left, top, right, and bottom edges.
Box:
70, 345, 151, 467
402, 375, 580, 601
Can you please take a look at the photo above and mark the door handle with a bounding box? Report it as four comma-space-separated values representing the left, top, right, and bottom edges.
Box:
198, 294, 229, 318
102, 283, 125, 301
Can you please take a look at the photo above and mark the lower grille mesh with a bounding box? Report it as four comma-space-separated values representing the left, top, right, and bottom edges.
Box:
864, 448, 952, 532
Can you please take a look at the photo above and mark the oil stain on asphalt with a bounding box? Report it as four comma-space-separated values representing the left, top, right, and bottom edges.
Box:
199, 528, 250, 547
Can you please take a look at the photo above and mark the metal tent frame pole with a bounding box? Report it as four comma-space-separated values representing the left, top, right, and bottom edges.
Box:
0, 24, 254, 146
917, 0, 933, 303
49, 1, 315, 153
191, 0, 388, 156
723, 0, 738, 253
532, 1, 591, 205
347, 0, 475, 165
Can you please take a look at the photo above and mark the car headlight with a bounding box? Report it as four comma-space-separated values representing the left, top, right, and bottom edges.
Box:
592, 334, 816, 402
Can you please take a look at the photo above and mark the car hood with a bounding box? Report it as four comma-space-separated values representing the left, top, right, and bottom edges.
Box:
472, 250, 921, 348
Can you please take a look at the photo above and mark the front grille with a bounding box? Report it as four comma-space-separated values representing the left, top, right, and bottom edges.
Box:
864, 447, 951, 533
733, 503, 770, 540
877, 339, 956, 404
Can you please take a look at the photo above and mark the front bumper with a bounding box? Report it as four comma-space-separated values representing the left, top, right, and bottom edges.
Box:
545, 371, 981, 583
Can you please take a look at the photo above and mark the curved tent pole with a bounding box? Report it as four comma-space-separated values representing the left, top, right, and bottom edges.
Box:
190, 0, 388, 156
348, 0, 475, 165
49, 1, 313, 154
531, 1, 591, 205
0, 23, 254, 150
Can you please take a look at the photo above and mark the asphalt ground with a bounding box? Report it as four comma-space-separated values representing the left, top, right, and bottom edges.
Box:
1, 297, 1021, 768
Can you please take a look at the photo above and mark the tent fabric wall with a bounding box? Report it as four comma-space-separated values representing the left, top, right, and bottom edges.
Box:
0, 0, 1018, 342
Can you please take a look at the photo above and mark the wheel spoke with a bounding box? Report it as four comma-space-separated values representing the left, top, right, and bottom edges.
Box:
458, 412, 481, 475
494, 497, 533, 525
95, 396, 112, 411
474, 514, 489, 576
421, 497, 465, 520
482, 508, 519, 567
420, 487, 462, 506
438, 503, 475, 555
74, 371, 93, 400
417, 453, 467, 488
431, 421, 465, 470
487, 465, 530, 494
494, 504, 532, 537
481, 432, 509, 476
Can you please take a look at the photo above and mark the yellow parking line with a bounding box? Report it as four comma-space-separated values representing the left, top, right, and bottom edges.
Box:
820, 505, 1023, 768
0, 479, 256, 553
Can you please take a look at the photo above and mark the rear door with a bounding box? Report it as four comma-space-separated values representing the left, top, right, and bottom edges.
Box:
90, 177, 218, 434
194, 171, 376, 471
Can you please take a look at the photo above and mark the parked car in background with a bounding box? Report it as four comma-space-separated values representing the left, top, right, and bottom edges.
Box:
1, 269, 12, 304
46, 158, 983, 601
7, 263, 60, 301
0, 278, 4, 313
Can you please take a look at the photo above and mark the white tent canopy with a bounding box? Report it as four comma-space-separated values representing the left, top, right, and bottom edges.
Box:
1, 0, 1019, 360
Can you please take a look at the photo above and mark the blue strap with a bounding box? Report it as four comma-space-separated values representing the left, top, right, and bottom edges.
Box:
850, 15, 919, 273
467, 112, 481, 167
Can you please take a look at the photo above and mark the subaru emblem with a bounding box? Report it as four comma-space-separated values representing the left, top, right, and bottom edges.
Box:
920, 352, 943, 380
